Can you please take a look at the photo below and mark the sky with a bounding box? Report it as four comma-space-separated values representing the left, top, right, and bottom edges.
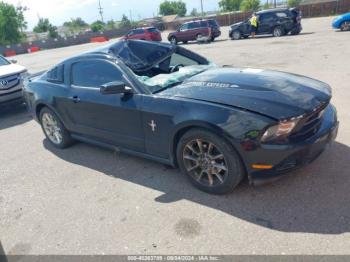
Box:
5, 0, 220, 30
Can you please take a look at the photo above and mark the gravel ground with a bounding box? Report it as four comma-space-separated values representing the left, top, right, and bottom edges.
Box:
1, 16, 350, 255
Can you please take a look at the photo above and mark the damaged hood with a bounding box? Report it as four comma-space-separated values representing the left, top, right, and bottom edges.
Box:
159, 67, 332, 120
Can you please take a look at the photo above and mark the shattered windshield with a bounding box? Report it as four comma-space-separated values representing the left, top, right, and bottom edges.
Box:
102, 40, 176, 72
137, 64, 216, 93
93, 40, 212, 93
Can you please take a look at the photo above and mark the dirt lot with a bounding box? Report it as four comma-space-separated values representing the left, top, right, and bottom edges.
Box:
1, 16, 350, 255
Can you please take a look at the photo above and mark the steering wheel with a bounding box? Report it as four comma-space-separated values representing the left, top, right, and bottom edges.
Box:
170, 64, 185, 73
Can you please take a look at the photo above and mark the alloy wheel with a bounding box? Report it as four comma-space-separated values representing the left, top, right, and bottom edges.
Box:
170, 37, 177, 45
273, 27, 282, 37
42, 112, 63, 145
341, 21, 350, 31
232, 31, 241, 40
183, 139, 228, 187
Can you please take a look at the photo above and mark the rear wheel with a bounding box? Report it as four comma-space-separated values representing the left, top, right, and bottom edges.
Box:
182, 40, 188, 44
273, 26, 284, 37
196, 33, 203, 41
40, 107, 73, 149
177, 129, 245, 194
231, 30, 241, 40
170, 36, 177, 45
340, 21, 350, 31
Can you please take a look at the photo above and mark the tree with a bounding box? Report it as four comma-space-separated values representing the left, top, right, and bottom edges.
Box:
190, 8, 199, 16
159, 0, 187, 17
106, 19, 117, 30
33, 18, 58, 38
240, 0, 260, 11
219, 0, 243, 11
120, 14, 131, 28
288, 0, 302, 7
33, 18, 51, 33
262, 2, 270, 9
0, 2, 27, 45
90, 20, 105, 32
63, 17, 88, 29
48, 26, 59, 38
63, 18, 88, 35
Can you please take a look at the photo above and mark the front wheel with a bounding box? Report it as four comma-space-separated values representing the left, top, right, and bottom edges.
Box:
231, 30, 241, 40
177, 129, 245, 194
170, 36, 177, 45
273, 26, 284, 37
340, 21, 350, 31
40, 107, 73, 149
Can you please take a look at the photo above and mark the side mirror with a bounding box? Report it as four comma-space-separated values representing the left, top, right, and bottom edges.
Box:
10, 59, 17, 64
100, 81, 133, 95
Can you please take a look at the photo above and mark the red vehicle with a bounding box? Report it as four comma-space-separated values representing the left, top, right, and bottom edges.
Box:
167, 19, 221, 44
122, 27, 162, 42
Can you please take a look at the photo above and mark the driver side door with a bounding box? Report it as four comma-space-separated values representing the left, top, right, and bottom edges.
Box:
57, 59, 145, 152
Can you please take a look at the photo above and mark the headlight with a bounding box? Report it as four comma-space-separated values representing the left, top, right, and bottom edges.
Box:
19, 71, 29, 81
261, 119, 300, 143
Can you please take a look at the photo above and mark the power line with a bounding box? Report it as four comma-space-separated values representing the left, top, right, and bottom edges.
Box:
98, 0, 104, 22
200, 0, 204, 16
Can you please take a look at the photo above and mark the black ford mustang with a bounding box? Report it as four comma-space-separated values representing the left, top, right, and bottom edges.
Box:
24, 40, 339, 194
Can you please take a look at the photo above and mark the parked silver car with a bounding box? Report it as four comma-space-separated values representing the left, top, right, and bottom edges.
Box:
0, 56, 27, 106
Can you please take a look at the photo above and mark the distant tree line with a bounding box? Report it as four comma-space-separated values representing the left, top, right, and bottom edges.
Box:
0, 0, 304, 45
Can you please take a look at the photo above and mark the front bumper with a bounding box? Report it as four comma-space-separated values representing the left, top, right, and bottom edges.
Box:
0, 89, 24, 106
247, 104, 338, 185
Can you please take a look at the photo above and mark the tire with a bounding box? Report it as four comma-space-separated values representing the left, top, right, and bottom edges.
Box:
211, 36, 215, 42
182, 40, 188, 44
243, 35, 249, 39
176, 128, 245, 194
272, 26, 284, 37
231, 30, 241, 40
290, 29, 300, 35
196, 34, 203, 41
170, 36, 177, 45
340, 21, 350, 31
39, 107, 73, 149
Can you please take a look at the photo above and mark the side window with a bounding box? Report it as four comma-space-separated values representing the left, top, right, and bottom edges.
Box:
170, 53, 199, 67
180, 24, 189, 31
200, 21, 208, 28
260, 13, 275, 23
128, 30, 135, 36
134, 29, 145, 34
276, 12, 288, 18
188, 22, 200, 29
71, 60, 123, 88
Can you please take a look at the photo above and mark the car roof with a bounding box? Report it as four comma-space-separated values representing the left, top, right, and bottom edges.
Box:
257, 8, 289, 14
184, 19, 209, 24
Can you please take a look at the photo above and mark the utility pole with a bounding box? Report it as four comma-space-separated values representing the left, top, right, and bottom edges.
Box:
98, 0, 104, 22
200, 0, 204, 16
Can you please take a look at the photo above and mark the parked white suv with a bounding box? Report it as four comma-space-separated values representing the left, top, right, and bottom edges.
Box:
0, 55, 27, 106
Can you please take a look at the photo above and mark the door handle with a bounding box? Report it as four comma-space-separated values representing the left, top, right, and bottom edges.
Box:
70, 96, 80, 103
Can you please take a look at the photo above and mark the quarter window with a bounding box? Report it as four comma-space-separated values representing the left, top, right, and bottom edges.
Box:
71, 60, 123, 88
